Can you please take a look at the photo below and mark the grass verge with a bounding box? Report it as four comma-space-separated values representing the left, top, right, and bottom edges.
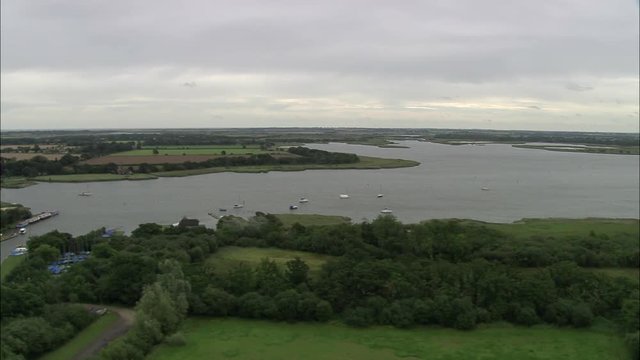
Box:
153, 156, 420, 177
38, 312, 119, 360
273, 214, 351, 227
147, 318, 629, 360
32, 173, 158, 183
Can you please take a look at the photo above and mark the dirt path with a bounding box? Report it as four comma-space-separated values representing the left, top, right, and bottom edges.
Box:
72, 305, 136, 360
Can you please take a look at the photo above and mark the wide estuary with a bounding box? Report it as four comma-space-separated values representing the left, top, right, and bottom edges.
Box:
2, 141, 638, 259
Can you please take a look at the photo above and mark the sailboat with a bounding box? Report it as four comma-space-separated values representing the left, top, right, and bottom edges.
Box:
78, 185, 92, 196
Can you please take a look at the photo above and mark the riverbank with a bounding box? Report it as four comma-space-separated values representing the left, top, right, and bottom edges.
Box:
512, 144, 639, 155
428, 139, 639, 155
0, 156, 419, 187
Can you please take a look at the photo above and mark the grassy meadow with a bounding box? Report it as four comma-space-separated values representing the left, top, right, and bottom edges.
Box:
274, 213, 351, 227
39, 312, 119, 360
207, 246, 335, 274
0, 255, 26, 281
479, 218, 639, 239
147, 318, 629, 360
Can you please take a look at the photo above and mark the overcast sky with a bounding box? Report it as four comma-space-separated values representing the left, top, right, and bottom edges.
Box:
1, 0, 638, 131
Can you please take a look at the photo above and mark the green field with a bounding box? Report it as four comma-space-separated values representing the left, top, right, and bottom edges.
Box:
1, 255, 25, 281
39, 312, 119, 360
208, 246, 335, 273
153, 156, 420, 177
147, 318, 629, 360
118, 145, 269, 156
274, 214, 351, 227
478, 218, 639, 239
32, 173, 158, 183
0, 176, 36, 188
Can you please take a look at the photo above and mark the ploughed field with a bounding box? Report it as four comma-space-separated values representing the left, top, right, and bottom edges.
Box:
147, 318, 628, 360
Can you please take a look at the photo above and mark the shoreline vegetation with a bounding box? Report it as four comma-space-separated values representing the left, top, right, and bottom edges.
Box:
0, 155, 419, 187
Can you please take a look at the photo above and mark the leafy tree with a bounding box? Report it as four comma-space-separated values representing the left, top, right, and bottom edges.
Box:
285, 257, 309, 285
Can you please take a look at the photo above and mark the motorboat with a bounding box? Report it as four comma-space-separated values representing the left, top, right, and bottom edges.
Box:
377, 194, 384, 198
78, 192, 92, 196
380, 208, 393, 214
18, 228, 27, 234
233, 203, 244, 209
219, 208, 227, 212
298, 198, 309, 203
289, 205, 299, 210
339, 194, 350, 199
481, 187, 490, 191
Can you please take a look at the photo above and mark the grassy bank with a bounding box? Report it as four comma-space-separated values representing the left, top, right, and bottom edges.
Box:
0, 177, 36, 188
477, 218, 639, 239
39, 312, 119, 360
1, 255, 26, 281
153, 156, 420, 177
274, 214, 351, 227
513, 144, 640, 155
147, 318, 628, 360
32, 173, 158, 183
208, 246, 336, 273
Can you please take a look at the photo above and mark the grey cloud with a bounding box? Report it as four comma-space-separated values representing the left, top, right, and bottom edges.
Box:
566, 83, 594, 92
0, 0, 638, 131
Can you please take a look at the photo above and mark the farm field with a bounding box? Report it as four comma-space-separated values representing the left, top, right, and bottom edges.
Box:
208, 246, 336, 273
117, 147, 270, 156
32, 173, 157, 182
274, 213, 351, 227
0, 152, 67, 160
147, 318, 629, 360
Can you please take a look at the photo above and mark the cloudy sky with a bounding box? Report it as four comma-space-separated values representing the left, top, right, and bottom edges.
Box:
1, 0, 638, 131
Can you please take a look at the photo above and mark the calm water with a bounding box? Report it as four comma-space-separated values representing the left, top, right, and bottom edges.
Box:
2, 141, 638, 259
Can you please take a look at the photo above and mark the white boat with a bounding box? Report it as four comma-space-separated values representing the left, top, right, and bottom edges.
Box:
481, 187, 490, 191
380, 208, 393, 214
377, 194, 384, 198
339, 194, 350, 199
78, 192, 92, 196
18, 228, 27, 234
11, 246, 27, 256
298, 198, 309, 203
289, 205, 299, 210
233, 203, 244, 209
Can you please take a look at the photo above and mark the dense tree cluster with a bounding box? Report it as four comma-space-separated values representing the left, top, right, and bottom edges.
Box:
1, 216, 638, 359
0, 206, 31, 232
